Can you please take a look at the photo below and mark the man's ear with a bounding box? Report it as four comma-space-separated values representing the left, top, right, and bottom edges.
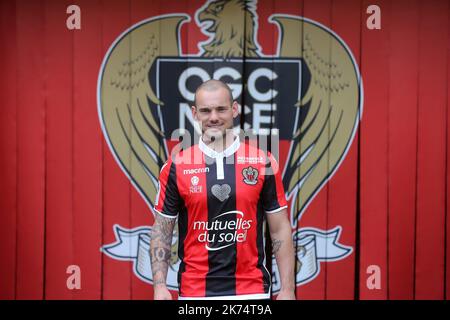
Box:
191, 105, 198, 121
232, 101, 239, 118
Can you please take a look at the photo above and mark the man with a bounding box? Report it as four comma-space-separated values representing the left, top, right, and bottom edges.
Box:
150, 79, 295, 300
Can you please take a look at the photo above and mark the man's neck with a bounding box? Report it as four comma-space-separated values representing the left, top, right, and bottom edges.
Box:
202, 132, 236, 153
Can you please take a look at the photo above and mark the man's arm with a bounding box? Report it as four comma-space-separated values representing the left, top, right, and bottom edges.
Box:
150, 212, 176, 300
266, 208, 296, 300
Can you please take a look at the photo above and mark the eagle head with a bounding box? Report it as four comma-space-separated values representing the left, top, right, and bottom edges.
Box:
197, 0, 260, 58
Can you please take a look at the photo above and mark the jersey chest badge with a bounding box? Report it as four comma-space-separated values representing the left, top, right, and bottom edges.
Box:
190, 175, 202, 194
242, 166, 259, 185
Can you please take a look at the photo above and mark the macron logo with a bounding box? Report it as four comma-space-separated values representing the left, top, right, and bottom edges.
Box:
183, 167, 210, 175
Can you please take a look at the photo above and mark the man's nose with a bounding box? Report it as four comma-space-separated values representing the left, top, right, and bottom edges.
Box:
209, 109, 219, 122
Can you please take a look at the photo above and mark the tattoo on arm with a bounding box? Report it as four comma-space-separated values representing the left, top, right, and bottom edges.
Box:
272, 238, 283, 254
152, 247, 171, 262
150, 214, 176, 287
152, 278, 166, 286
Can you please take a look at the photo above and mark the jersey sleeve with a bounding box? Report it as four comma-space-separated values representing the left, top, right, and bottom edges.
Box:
153, 158, 181, 219
261, 152, 288, 214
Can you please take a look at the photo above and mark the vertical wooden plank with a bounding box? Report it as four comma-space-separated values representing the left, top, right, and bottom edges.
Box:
447, 2, 450, 301
296, 0, 332, 300
258, 0, 279, 299
15, 0, 46, 299
326, 0, 361, 300
387, 0, 419, 300
359, 0, 390, 300
101, 0, 133, 300
185, 0, 207, 56
0, 0, 18, 300
129, 0, 165, 300
268, 0, 304, 298
415, 0, 448, 300
72, 0, 104, 299
44, 0, 75, 300
257, 0, 279, 57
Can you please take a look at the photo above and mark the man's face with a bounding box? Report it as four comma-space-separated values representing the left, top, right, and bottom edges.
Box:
192, 87, 239, 140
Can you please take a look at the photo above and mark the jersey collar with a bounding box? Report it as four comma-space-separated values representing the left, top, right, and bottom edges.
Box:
199, 135, 240, 158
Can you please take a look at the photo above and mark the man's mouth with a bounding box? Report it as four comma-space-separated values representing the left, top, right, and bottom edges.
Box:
207, 124, 223, 129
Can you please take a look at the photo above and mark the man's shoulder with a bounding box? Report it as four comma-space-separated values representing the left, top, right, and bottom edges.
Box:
166, 144, 202, 167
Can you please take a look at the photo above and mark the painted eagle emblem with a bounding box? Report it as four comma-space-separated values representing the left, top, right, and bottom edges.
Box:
98, 0, 361, 270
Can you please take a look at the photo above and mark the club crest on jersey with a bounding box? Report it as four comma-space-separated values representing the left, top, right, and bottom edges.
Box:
98, 0, 362, 292
242, 166, 259, 185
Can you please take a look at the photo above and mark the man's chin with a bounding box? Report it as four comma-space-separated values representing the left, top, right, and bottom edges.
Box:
203, 128, 225, 141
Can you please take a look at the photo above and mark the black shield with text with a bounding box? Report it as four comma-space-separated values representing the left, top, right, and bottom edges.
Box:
150, 57, 310, 144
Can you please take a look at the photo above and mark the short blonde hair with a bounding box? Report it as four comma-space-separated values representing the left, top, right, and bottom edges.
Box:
194, 79, 233, 107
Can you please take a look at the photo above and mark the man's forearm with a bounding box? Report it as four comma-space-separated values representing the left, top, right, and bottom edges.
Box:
150, 214, 175, 287
271, 225, 295, 292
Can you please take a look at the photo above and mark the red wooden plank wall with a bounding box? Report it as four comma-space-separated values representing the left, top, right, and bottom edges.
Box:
0, 0, 449, 300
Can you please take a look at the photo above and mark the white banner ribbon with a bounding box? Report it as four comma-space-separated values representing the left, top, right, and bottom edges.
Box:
271, 226, 352, 292
102, 225, 352, 293
101, 224, 180, 290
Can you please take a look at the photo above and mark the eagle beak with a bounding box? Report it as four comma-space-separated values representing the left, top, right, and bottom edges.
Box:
198, 11, 217, 32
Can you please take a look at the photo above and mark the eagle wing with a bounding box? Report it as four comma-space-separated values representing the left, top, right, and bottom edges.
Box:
270, 16, 361, 227
98, 15, 189, 210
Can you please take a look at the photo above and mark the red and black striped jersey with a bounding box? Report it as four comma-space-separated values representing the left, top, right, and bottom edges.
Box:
154, 136, 287, 299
